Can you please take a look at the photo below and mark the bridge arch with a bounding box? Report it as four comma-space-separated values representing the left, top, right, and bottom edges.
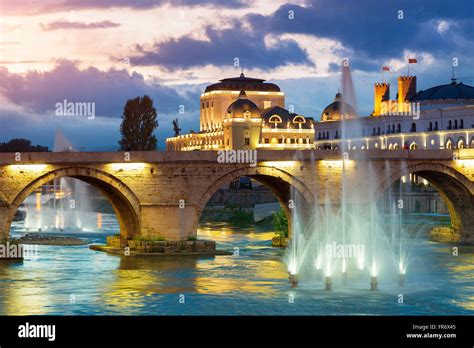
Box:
374, 162, 474, 242
195, 165, 314, 236
6, 166, 141, 240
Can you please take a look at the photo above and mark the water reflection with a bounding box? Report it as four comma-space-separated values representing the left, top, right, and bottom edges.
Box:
0, 216, 472, 315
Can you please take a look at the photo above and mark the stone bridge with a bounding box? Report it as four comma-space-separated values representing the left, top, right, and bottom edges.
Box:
0, 149, 473, 244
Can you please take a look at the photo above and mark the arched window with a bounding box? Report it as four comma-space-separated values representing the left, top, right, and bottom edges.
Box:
445, 138, 453, 149
454, 119, 458, 129
411, 123, 416, 132
397, 124, 401, 133
409, 142, 418, 150
434, 121, 438, 131
292, 115, 305, 123
448, 120, 452, 130
394, 143, 399, 150
429, 122, 433, 131
460, 119, 464, 129
457, 138, 465, 149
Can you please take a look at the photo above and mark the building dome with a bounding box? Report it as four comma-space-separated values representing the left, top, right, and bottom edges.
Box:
321, 92, 357, 121
412, 80, 474, 101
205, 73, 281, 93
226, 90, 261, 119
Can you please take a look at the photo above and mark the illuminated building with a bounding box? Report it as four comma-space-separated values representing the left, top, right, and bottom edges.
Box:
166, 72, 474, 152
314, 76, 474, 150
166, 73, 315, 150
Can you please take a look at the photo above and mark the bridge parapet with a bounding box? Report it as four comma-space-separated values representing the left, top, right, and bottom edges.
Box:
0, 149, 468, 165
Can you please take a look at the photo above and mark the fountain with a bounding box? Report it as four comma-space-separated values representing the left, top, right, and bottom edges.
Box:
284, 71, 421, 291
23, 130, 94, 233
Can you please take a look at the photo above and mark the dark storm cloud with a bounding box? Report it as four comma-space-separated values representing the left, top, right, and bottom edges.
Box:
42, 20, 121, 31
0, 60, 200, 117
129, 26, 313, 70
247, 0, 474, 62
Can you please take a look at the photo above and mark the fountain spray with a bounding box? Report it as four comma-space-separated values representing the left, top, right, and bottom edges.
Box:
341, 258, 348, 286
325, 263, 332, 291
370, 263, 378, 291
288, 272, 298, 288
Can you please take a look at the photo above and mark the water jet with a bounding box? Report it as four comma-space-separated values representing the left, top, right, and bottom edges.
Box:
370, 276, 378, 291
341, 271, 348, 286
399, 273, 405, 287
288, 273, 298, 288
325, 276, 332, 291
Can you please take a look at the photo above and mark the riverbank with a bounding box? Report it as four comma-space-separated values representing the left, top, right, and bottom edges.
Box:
90, 235, 232, 256
13, 233, 88, 246
90, 244, 232, 256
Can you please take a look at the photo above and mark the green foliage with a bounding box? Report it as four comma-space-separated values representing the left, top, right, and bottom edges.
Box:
135, 236, 166, 242
119, 95, 158, 151
273, 208, 288, 238
0, 138, 49, 152
228, 209, 253, 226
187, 236, 198, 241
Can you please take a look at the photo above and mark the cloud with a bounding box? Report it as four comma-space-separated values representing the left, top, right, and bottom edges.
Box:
246, 0, 474, 65
1, 0, 248, 15
42, 20, 121, 31
129, 25, 313, 70
0, 60, 200, 116
0, 61, 204, 149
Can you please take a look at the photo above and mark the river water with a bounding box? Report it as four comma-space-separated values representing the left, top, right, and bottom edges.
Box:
1, 213, 473, 315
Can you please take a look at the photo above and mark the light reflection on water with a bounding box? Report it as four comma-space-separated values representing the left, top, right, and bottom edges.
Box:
0, 215, 473, 315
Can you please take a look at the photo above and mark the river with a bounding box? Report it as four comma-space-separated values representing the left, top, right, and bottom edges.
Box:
1, 213, 473, 315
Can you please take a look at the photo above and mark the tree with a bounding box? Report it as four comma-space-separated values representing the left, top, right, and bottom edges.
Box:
0, 138, 49, 152
118, 95, 158, 151
273, 207, 288, 238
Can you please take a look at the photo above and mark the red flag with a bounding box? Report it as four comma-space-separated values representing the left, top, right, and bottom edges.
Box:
408, 58, 417, 64
382, 66, 390, 71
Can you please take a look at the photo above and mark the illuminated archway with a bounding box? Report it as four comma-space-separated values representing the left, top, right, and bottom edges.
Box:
196, 165, 314, 238
374, 162, 474, 242
6, 166, 141, 240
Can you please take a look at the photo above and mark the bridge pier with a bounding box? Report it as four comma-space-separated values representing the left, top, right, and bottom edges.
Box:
139, 205, 199, 241
448, 194, 473, 245
0, 205, 9, 244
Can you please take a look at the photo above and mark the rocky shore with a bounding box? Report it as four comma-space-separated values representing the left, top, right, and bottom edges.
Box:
13, 233, 88, 246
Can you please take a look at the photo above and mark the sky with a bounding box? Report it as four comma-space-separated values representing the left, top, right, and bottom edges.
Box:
0, 0, 473, 150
